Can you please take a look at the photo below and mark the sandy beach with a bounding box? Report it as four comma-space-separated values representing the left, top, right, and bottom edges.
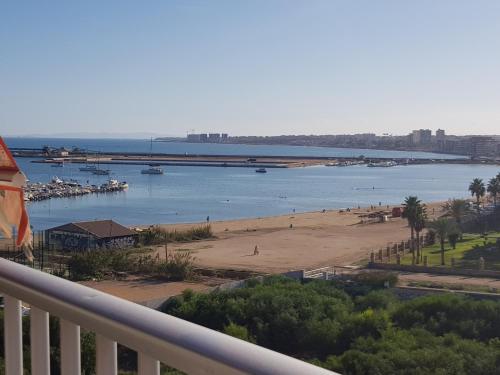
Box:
156, 202, 444, 274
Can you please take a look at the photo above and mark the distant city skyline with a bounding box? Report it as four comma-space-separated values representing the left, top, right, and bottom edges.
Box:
2, 1, 500, 137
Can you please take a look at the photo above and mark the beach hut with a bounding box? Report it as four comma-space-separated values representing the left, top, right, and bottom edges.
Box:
46, 219, 138, 251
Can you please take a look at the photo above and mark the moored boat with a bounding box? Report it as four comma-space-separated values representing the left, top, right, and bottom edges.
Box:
79, 165, 97, 172
367, 161, 398, 167
92, 169, 111, 175
141, 165, 164, 174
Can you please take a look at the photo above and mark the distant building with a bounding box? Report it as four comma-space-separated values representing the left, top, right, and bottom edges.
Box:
186, 133, 228, 143
409, 129, 432, 145
186, 133, 202, 142
436, 129, 445, 140
470, 136, 498, 158
46, 220, 138, 251
419, 129, 432, 144
208, 133, 221, 142
436, 129, 446, 150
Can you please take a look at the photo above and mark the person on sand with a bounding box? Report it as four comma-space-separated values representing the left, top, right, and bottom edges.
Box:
206, 215, 210, 223
254, 245, 259, 256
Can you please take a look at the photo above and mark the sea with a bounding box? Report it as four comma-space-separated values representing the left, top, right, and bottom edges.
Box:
5, 137, 499, 231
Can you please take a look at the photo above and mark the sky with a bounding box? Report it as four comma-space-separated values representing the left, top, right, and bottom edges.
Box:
1, 0, 500, 137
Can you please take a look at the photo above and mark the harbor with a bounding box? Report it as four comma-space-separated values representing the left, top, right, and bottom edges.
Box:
24, 178, 128, 202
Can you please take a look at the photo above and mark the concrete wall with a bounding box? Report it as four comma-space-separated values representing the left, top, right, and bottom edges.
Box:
369, 262, 500, 279
392, 286, 500, 301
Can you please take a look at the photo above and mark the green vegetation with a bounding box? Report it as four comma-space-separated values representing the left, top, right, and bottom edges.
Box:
442, 198, 472, 237
139, 225, 214, 246
427, 218, 460, 265
469, 178, 486, 214
162, 275, 500, 374
401, 196, 427, 263
67, 248, 195, 281
487, 177, 500, 207
399, 232, 500, 268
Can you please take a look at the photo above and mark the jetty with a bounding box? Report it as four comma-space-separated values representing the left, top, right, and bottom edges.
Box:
24, 178, 128, 202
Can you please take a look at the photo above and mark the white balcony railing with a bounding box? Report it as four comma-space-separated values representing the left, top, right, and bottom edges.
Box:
0, 258, 337, 374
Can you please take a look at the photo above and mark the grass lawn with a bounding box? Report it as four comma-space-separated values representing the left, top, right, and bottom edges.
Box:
399, 232, 500, 268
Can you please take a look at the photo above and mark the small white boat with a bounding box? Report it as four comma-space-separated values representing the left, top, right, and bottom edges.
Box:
367, 161, 398, 168
92, 169, 111, 175
141, 138, 164, 174
79, 165, 97, 172
141, 165, 164, 174
51, 177, 63, 184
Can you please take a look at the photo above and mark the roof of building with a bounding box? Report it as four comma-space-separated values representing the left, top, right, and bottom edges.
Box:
48, 220, 136, 239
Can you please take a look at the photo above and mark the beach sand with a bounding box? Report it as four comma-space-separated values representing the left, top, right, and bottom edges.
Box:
156, 202, 444, 274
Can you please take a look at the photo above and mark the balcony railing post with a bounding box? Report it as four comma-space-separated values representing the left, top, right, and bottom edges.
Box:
96, 334, 117, 375
60, 319, 81, 375
4, 295, 23, 375
138, 353, 160, 375
30, 307, 51, 375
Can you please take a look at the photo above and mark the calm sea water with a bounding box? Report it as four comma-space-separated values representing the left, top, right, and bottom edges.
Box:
5, 138, 496, 231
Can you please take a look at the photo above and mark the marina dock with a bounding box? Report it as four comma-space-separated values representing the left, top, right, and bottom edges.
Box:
24, 178, 128, 202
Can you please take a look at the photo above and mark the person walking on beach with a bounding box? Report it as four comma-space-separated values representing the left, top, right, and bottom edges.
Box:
254, 245, 259, 256
206, 215, 210, 223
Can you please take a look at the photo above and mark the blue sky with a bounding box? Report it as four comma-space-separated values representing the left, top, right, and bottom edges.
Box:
1, 1, 499, 137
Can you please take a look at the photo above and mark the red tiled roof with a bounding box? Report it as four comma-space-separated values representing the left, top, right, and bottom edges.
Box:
48, 220, 136, 239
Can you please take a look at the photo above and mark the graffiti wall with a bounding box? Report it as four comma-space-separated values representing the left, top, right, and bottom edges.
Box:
47, 230, 137, 251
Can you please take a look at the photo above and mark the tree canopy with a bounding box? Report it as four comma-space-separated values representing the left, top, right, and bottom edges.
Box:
162, 276, 500, 374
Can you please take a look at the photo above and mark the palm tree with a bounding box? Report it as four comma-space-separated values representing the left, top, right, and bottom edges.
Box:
414, 205, 427, 264
427, 218, 456, 266
442, 198, 471, 238
468, 178, 485, 214
487, 177, 500, 207
402, 196, 422, 261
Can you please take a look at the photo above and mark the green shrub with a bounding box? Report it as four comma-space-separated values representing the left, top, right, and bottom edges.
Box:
139, 225, 214, 245
154, 252, 195, 281
223, 322, 255, 343
351, 271, 398, 288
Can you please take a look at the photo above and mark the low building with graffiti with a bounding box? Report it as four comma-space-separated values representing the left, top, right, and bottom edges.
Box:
46, 220, 138, 251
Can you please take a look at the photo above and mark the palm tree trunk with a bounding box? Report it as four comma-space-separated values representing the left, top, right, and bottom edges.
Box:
415, 230, 420, 264
410, 226, 415, 262
440, 239, 445, 265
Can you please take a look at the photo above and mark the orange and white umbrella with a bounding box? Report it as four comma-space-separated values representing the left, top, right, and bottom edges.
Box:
0, 137, 33, 261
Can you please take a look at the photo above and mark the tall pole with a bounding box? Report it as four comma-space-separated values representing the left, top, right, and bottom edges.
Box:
164, 232, 168, 261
